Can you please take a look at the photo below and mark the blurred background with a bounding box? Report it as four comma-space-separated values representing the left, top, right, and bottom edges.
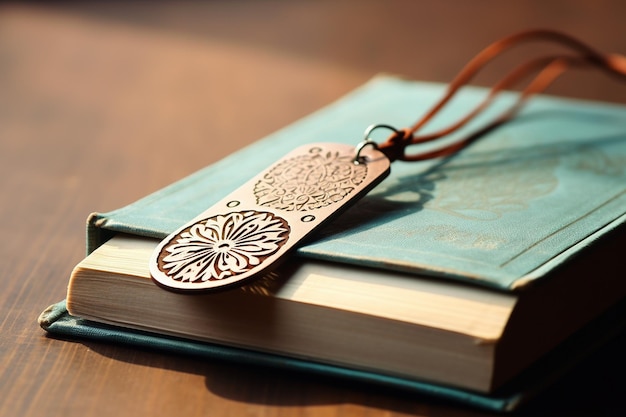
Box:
3, 1, 625, 181
2, 1, 625, 196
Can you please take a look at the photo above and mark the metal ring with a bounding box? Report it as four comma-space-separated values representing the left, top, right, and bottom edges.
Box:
353, 124, 399, 164
363, 124, 400, 141
352, 139, 379, 164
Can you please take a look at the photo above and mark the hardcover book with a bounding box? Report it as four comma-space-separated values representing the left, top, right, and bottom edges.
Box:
40, 76, 626, 412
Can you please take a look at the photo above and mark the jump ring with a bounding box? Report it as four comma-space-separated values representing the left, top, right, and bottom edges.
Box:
352, 139, 379, 164
353, 124, 399, 164
363, 124, 400, 141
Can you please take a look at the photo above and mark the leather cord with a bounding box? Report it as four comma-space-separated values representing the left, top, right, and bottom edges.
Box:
378, 29, 626, 162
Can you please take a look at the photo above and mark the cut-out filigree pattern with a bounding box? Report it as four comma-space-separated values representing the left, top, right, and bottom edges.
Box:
254, 147, 368, 211
159, 211, 290, 282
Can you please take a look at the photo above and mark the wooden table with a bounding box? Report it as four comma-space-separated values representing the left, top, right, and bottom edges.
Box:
1, 2, 625, 416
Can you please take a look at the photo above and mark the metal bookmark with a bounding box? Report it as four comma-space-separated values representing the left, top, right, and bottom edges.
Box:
150, 132, 391, 292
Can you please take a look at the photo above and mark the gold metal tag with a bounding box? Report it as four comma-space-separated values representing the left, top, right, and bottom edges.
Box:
150, 143, 390, 292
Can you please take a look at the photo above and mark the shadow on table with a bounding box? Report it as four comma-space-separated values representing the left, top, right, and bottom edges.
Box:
45, 327, 625, 417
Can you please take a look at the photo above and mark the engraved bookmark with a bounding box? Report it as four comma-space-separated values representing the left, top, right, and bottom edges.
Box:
150, 141, 390, 291
150, 29, 626, 292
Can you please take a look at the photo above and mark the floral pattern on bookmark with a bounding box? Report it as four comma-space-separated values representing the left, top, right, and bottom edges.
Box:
253, 146, 368, 211
157, 211, 290, 282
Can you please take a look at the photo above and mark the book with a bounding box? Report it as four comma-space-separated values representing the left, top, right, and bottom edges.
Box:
41, 75, 626, 411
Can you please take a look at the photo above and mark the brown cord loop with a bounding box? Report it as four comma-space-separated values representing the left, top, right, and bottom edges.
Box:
378, 29, 626, 162
380, 128, 414, 162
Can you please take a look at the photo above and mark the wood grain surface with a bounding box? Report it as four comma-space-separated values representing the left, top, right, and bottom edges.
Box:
1, 2, 625, 416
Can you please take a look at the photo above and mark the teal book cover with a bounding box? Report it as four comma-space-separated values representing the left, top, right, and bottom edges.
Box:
86, 75, 626, 291
41, 76, 626, 412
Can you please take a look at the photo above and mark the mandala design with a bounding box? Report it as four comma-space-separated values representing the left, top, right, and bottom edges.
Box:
254, 147, 368, 211
158, 211, 290, 282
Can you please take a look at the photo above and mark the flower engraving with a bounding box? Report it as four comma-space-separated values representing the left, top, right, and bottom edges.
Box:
254, 147, 368, 211
158, 211, 290, 282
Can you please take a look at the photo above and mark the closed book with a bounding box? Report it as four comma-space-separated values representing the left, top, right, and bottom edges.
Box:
40, 76, 626, 412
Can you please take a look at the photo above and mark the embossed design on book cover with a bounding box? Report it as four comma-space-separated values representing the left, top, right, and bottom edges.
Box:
423, 146, 560, 220
157, 211, 290, 282
254, 146, 368, 211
